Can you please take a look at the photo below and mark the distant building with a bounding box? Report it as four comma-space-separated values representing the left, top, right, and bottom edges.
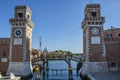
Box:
32, 48, 41, 59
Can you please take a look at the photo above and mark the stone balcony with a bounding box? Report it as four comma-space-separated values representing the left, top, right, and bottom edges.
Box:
9, 18, 34, 29
84, 17, 105, 21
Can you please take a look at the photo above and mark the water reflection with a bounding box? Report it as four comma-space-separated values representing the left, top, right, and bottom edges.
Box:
32, 60, 81, 80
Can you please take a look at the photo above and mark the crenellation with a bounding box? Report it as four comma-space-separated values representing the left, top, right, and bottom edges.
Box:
84, 17, 105, 21
86, 4, 100, 9
15, 5, 31, 13
15, 5, 27, 9
0, 38, 10, 44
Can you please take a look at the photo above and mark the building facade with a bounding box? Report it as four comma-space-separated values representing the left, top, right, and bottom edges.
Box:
81, 4, 120, 74
82, 4, 106, 62
0, 5, 34, 75
104, 27, 120, 67
0, 3, 120, 76
0, 38, 10, 75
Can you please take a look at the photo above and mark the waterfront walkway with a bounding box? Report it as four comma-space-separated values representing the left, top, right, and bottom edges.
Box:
90, 72, 120, 80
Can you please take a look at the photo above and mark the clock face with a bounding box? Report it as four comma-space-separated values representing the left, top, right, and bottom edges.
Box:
14, 29, 22, 37
92, 28, 99, 34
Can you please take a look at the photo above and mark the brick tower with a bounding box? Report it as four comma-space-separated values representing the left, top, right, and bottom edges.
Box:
7, 5, 34, 75
82, 4, 106, 62
81, 4, 108, 74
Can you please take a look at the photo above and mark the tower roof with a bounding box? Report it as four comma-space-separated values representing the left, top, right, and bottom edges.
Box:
85, 4, 100, 11
86, 4, 100, 8
15, 5, 31, 13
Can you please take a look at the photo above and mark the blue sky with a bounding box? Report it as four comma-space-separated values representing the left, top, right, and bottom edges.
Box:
0, 0, 120, 53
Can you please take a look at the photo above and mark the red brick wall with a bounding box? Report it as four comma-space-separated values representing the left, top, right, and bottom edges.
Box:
104, 28, 120, 67
0, 38, 10, 75
11, 27, 26, 62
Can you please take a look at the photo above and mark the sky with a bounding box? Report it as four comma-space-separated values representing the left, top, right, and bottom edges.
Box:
0, 0, 120, 53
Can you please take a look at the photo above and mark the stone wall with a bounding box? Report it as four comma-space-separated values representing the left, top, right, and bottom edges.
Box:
80, 62, 109, 74
103, 28, 120, 67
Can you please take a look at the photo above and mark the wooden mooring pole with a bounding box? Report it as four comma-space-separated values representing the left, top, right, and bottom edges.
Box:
46, 61, 49, 79
42, 59, 46, 80
68, 59, 73, 80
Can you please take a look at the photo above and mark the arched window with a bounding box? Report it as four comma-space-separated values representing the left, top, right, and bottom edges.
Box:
18, 13, 23, 18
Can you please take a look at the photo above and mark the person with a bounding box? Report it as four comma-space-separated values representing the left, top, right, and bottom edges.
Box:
35, 66, 40, 80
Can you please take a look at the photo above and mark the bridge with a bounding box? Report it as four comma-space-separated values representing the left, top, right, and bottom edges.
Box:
32, 56, 83, 80
32, 56, 83, 64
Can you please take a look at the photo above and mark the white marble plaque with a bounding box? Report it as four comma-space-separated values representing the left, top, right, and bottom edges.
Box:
14, 38, 22, 45
1, 58, 7, 62
91, 37, 100, 44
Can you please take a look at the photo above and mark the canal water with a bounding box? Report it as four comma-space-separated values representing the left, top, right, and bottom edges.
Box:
39, 60, 81, 80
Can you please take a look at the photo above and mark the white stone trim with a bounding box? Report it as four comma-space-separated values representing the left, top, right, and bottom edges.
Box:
102, 44, 106, 59
1, 58, 7, 62
86, 27, 89, 62
85, 24, 103, 27
23, 30, 27, 61
101, 26, 106, 60
9, 38, 12, 61
26, 25, 33, 31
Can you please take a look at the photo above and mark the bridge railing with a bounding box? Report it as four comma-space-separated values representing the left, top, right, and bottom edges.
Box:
32, 55, 74, 63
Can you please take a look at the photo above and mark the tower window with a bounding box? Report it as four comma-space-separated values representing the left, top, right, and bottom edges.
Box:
3, 53, 6, 58
92, 22, 94, 25
88, 22, 91, 25
91, 12, 96, 17
95, 22, 98, 25
100, 22, 103, 25
118, 33, 120, 37
16, 23, 18, 26
18, 13, 23, 18
12, 23, 14, 26
107, 33, 112, 38
19, 23, 22, 26
27, 15, 30, 19
23, 23, 25, 26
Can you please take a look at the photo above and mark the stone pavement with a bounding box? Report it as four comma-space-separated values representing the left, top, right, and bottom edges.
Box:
89, 72, 120, 80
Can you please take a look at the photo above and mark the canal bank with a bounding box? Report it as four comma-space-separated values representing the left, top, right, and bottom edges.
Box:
80, 72, 120, 80
79, 62, 120, 80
